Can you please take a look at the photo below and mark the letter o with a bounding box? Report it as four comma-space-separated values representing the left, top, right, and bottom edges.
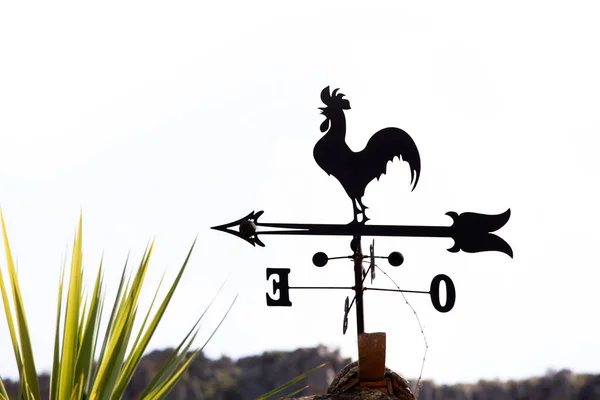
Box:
430, 274, 456, 313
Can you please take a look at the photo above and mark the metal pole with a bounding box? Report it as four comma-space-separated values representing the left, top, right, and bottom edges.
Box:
352, 235, 365, 336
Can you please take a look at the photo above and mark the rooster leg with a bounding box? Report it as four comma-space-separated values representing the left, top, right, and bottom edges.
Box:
351, 198, 361, 223
357, 198, 370, 222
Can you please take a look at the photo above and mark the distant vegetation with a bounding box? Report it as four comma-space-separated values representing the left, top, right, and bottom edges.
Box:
3, 346, 598, 399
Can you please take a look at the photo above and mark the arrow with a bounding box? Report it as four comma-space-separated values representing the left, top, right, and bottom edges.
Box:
211, 209, 513, 257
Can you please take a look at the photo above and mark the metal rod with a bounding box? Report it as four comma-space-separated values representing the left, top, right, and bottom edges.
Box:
353, 236, 365, 336
365, 287, 430, 295
289, 286, 354, 290
256, 224, 451, 238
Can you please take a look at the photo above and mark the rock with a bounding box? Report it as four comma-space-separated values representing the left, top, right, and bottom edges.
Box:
290, 361, 414, 400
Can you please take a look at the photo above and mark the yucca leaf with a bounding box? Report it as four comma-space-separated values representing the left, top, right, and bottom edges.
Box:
76, 293, 88, 362
0, 377, 9, 400
281, 384, 310, 399
93, 250, 148, 400
0, 264, 24, 385
143, 349, 200, 400
57, 214, 84, 400
78, 290, 89, 342
12, 298, 40, 400
121, 242, 153, 316
103, 306, 139, 398
23, 378, 36, 400
50, 261, 67, 400
85, 270, 105, 395
95, 246, 152, 388
17, 377, 25, 400
77, 370, 86, 400
89, 303, 135, 400
256, 362, 328, 400
1, 213, 241, 400
138, 274, 231, 397
0, 216, 24, 392
128, 270, 166, 355
98, 253, 137, 358
0, 211, 41, 399
138, 320, 201, 398
198, 293, 238, 354
112, 239, 197, 398
92, 258, 128, 384
90, 250, 146, 400
143, 293, 239, 400
75, 263, 104, 395
69, 373, 84, 400
138, 275, 230, 398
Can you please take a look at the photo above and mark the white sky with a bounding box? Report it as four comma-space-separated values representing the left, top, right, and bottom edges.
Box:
1, 0, 599, 385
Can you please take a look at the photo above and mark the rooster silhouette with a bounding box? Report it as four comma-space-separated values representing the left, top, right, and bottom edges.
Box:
313, 86, 421, 224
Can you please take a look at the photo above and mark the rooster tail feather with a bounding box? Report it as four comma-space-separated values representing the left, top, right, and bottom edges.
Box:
410, 157, 421, 191
362, 127, 421, 192
402, 135, 421, 191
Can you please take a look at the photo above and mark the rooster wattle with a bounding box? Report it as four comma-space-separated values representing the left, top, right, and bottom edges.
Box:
313, 86, 421, 224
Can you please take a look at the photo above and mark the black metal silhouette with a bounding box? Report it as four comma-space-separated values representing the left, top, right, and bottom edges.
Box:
211, 208, 513, 257
211, 85, 513, 339
314, 87, 421, 223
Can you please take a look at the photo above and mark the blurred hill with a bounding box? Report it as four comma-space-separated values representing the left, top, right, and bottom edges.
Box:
2, 346, 599, 399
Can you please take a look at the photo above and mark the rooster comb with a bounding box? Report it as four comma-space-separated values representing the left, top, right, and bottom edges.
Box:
320, 86, 347, 107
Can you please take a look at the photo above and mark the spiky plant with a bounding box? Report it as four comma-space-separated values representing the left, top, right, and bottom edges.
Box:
0, 212, 237, 400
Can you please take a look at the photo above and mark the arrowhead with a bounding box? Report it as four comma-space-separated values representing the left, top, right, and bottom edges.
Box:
211, 210, 266, 247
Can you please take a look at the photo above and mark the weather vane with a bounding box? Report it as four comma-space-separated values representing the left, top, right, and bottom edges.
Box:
212, 86, 512, 339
